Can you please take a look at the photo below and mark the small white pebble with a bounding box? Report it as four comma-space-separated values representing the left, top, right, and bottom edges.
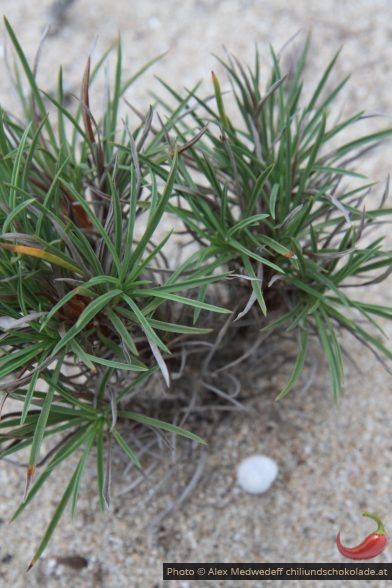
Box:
237, 454, 278, 494
42, 557, 57, 576
148, 16, 161, 30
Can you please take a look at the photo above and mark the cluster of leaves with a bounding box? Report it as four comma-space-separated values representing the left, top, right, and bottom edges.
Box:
0, 19, 391, 566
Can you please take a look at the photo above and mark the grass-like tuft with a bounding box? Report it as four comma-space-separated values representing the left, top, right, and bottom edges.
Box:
0, 21, 391, 566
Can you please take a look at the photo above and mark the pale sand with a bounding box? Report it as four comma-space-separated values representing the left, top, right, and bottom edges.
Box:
0, 2, 392, 587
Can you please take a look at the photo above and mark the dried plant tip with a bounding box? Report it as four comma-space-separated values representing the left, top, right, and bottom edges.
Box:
24, 465, 36, 501
26, 559, 36, 573
0, 242, 83, 274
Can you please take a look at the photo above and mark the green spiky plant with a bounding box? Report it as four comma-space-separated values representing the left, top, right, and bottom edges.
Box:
151, 40, 392, 399
0, 19, 391, 568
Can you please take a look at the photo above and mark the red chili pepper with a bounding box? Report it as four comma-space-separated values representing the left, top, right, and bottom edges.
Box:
337, 511, 388, 560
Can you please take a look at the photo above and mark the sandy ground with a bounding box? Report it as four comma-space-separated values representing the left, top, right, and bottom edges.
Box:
1, 1, 392, 587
